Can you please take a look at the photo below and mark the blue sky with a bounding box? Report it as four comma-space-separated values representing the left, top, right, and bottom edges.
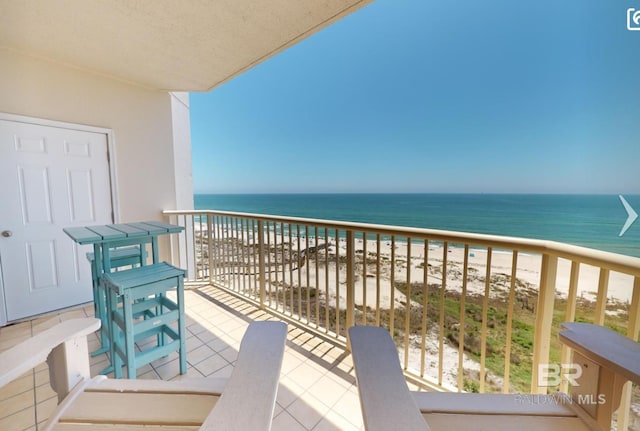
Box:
191, 0, 640, 194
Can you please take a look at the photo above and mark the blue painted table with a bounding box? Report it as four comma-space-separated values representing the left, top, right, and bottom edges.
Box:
64, 221, 184, 372
64, 221, 183, 272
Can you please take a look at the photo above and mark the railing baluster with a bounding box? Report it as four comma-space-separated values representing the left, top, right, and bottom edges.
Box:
190, 214, 196, 279
215, 215, 222, 281
287, 224, 295, 316
376, 234, 381, 326
346, 230, 355, 349
458, 244, 469, 392
235, 217, 241, 291
479, 247, 492, 393
245, 219, 252, 294
236, 217, 242, 290
273, 222, 279, 312
315, 226, 320, 328
404, 238, 412, 370
503, 250, 518, 393
182, 214, 189, 276
438, 242, 447, 387
224, 216, 230, 287
594, 268, 610, 325
420, 239, 428, 378
231, 217, 238, 292
207, 215, 213, 284
280, 222, 293, 313
266, 220, 273, 307
390, 235, 396, 340
251, 219, 264, 298
242, 218, 247, 292
325, 226, 330, 333
231, 220, 238, 292
257, 220, 265, 308
335, 229, 341, 336
306, 225, 311, 323
198, 215, 203, 280
223, 216, 229, 288
362, 233, 367, 325
296, 224, 302, 320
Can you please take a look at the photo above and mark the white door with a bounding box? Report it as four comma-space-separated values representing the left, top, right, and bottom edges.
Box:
0, 119, 113, 323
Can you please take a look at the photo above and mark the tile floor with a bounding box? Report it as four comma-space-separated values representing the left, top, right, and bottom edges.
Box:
0, 284, 367, 431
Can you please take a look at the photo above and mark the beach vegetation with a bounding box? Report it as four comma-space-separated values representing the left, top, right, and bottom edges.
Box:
395, 279, 632, 393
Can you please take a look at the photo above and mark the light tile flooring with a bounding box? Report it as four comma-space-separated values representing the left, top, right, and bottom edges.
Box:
0, 285, 366, 431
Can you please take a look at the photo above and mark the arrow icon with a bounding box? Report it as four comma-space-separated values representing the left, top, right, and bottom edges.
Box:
619, 195, 638, 237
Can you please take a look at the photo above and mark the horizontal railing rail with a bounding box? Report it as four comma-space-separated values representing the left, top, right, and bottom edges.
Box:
163, 208, 640, 429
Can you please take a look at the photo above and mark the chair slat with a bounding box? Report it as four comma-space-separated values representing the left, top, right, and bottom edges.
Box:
59, 392, 217, 426
199, 321, 287, 431
85, 376, 227, 395
349, 326, 429, 431
53, 423, 198, 431
423, 414, 594, 431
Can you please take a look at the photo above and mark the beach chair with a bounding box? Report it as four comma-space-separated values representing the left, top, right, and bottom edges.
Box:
0, 318, 287, 431
349, 323, 640, 431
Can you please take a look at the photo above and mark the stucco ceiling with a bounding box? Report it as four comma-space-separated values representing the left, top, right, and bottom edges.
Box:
0, 0, 372, 92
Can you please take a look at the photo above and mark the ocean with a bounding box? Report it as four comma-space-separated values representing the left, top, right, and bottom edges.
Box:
194, 194, 640, 258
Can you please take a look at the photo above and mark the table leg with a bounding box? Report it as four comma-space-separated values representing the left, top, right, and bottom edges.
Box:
151, 237, 159, 264
91, 244, 109, 356
97, 281, 115, 375
150, 237, 164, 347
178, 275, 187, 375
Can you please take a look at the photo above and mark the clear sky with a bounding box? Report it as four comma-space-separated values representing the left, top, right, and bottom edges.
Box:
190, 0, 640, 194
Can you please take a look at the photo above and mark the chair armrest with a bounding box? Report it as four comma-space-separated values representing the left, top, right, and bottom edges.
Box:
200, 321, 287, 431
559, 322, 640, 385
559, 322, 640, 430
349, 326, 430, 431
0, 318, 100, 394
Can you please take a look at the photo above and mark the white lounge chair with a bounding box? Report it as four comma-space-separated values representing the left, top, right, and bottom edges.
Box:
349, 323, 640, 431
0, 318, 287, 431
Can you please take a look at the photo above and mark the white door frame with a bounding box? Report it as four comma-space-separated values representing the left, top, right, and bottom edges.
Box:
0, 113, 119, 326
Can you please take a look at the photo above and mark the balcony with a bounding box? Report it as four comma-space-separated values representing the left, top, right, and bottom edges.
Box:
163, 209, 640, 429
2, 209, 639, 430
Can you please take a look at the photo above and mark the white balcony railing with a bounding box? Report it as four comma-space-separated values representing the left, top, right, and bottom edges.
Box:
163, 209, 640, 429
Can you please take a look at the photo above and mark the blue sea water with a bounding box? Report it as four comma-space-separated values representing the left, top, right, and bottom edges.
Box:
194, 194, 640, 258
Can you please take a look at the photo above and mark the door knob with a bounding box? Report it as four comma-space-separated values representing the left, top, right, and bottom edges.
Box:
1, 230, 12, 238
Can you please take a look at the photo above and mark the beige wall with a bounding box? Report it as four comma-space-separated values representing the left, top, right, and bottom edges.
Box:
0, 49, 193, 222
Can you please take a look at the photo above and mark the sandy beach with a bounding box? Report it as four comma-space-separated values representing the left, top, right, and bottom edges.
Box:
293, 234, 635, 306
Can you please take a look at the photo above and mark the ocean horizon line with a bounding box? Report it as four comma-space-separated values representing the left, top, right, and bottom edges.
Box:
193, 193, 640, 258
195, 192, 639, 196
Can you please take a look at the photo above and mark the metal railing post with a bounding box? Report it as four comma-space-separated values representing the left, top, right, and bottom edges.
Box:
531, 253, 558, 394
346, 230, 355, 351
594, 268, 610, 325
207, 214, 213, 284
258, 220, 266, 309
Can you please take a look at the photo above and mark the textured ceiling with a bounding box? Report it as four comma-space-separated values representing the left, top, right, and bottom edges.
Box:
0, 0, 372, 91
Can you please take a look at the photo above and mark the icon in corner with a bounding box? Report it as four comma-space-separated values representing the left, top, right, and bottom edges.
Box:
628, 8, 640, 31
619, 195, 638, 237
